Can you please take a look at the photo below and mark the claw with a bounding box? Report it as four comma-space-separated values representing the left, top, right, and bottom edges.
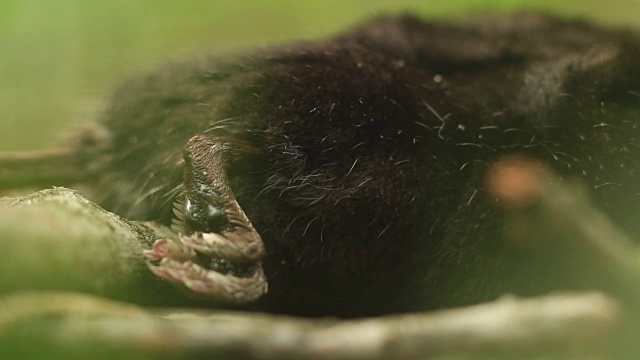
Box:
144, 239, 195, 262
147, 258, 267, 303
180, 231, 265, 261
143, 240, 170, 260
180, 232, 227, 256
183, 265, 267, 303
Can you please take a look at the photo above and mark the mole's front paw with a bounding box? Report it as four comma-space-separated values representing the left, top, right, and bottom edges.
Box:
145, 238, 267, 303
144, 135, 267, 304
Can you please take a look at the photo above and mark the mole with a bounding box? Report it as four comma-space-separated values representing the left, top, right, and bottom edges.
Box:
1, 13, 640, 318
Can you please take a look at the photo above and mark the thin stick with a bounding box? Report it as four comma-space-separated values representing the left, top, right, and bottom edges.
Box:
0, 148, 89, 189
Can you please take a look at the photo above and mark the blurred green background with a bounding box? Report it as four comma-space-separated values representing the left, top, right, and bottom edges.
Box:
1, 0, 640, 152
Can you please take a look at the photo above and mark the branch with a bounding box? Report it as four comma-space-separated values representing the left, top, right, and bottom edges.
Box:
0, 187, 627, 359
0, 291, 619, 360
487, 157, 640, 299
0, 187, 188, 306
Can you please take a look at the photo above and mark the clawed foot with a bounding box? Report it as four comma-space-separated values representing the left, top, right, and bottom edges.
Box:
144, 135, 267, 304
144, 237, 267, 303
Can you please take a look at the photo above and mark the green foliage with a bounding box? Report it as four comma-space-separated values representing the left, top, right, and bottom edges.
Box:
1, 0, 639, 151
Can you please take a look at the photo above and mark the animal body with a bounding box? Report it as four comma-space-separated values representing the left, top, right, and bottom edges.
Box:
2, 14, 640, 317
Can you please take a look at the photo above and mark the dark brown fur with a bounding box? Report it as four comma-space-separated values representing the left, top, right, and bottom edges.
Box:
5, 14, 640, 317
